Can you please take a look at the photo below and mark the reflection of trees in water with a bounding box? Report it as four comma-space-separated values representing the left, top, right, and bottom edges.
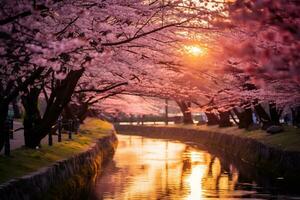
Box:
201, 154, 239, 198
186, 142, 300, 196
193, 142, 281, 192
93, 136, 258, 200
209, 148, 279, 193
180, 146, 192, 190
91, 160, 122, 200
163, 141, 171, 197
179, 146, 239, 198
94, 135, 300, 200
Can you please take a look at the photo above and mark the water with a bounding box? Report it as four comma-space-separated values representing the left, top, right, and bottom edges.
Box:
92, 134, 300, 200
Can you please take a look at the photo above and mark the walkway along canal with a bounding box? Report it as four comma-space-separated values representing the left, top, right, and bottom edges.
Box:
91, 131, 300, 199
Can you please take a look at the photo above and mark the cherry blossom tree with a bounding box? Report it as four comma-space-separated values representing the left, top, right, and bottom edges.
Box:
1, 0, 228, 148
2, 0, 299, 149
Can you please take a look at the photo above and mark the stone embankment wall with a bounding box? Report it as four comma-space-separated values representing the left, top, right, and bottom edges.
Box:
0, 133, 118, 200
115, 125, 300, 181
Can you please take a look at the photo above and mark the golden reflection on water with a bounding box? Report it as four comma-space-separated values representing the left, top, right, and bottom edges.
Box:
93, 135, 240, 200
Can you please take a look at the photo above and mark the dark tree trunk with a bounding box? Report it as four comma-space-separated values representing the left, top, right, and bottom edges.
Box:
254, 103, 281, 130
254, 104, 271, 129
229, 110, 239, 125
63, 104, 77, 121
0, 68, 45, 149
21, 87, 42, 148
269, 102, 282, 125
0, 102, 9, 151
232, 107, 253, 129
64, 103, 89, 124
176, 101, 193, 124
243, 107, 254, 129
23, 121, 42, 148
77, 103, 89, 123
291, 106, 300, 128
12, 99, 21, 118
218, 110, 232, 127
183, 112, 193, 124
23, 69, 84, 148
205, 112, 219, 125
86, 108, 99, 118
37, 69, 84, 145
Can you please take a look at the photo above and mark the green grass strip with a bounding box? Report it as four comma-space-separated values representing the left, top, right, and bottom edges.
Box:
0, 118, 113, 184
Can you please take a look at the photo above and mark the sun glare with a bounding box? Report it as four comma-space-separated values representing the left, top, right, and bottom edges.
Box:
184, 45, 204, 56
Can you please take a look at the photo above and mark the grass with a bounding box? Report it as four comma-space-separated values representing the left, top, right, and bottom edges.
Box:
158, 124, 300, 152
0, 118, 113, 184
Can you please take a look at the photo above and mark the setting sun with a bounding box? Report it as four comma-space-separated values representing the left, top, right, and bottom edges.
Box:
184, 45, 204, 56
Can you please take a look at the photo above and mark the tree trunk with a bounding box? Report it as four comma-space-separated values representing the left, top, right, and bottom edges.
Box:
254, 103, 281, 130
232, 107, 253, 129
77, 103, 89, 123
269, 102, 281, 125
0, 68, 45, 149
218, 110, 232, 127
165, 99, 168, 125
12, 99, 21, 118
291, 106, 300, 128
21, 87, 42, 148
24, 68, 84, 148
205, 112, 219, 125
176, 101, 193, 124
64, 102, 89, 124
0, 102, 9, 151
254, 104, 270, 129
183, 112, 193, 124
23, 119, 42, 148
63, 104, 76, 121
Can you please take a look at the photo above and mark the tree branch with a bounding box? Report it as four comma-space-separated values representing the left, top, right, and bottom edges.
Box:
75, 81, 128, 94
55, 16, 79, 37
0, 11, 32, 26
102, 19, 193, 46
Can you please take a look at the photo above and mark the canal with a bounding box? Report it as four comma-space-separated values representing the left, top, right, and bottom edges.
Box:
91, 134, 300, 199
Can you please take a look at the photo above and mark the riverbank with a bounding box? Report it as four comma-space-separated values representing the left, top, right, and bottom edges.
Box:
0, 118, 118, 200
171, 124, 300, 151
115, 124, 300, 182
